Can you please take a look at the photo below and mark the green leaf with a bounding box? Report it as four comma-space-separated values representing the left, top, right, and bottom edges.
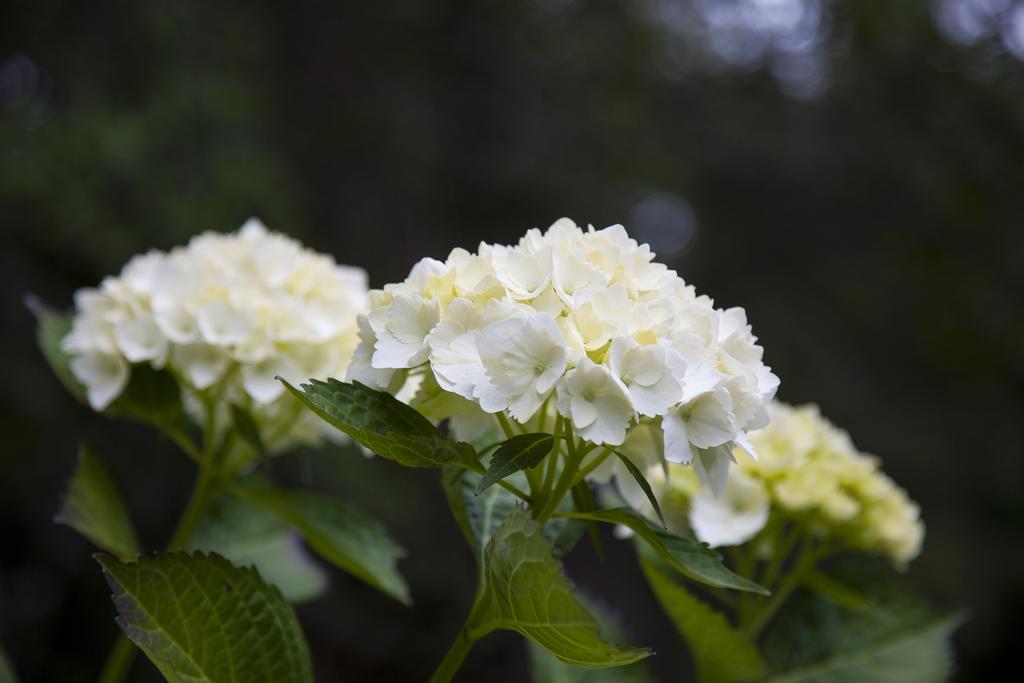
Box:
763, 613, 960, 683
469, 508, 651, 668
230, 404, 266, 459
30, 302, 86, 402
442, 466, 582, 561
448, 466, 516, 557
640, 553, 764, 683
612, 451, 665, 529
54, 448, 139, 559
230, 483, 410, 605
478, 433, 556, 493
0, 643, 17, 683
528, 647, 652, 683
527, 598, 654, 683
761, 562, 962, 683
558, 508, 768, 594
188, 494, 328, 604
280, 378, 475, 468
570, 481, 604, 561
97, 552, 313, 683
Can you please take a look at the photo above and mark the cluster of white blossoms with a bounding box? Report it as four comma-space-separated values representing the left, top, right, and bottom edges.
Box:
62, 219, 368, 450
645, 403, 925, 567
346, 218, 779, 493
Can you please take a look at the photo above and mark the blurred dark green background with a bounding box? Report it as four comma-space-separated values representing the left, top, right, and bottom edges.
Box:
2, 1, 1022, 681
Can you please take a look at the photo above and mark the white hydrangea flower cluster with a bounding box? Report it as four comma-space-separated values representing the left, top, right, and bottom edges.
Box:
649, 402, 925, 567
62, 219, 368, 450
346, 218, 779, 493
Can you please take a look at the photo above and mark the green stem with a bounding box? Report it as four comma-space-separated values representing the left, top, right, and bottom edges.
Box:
743, 539, 818, 640
167, 460, 221, 550
168, 393, 225, 549
737, 541, 758, 580
429, 613, 479, 683
536, 433, 584, 524
96, 398, 225, 683
540, 418, 563, 498
96, 634, 135, 683
524, 463, 543, 498
496, 412, 517, 439
570, 446, 614, 487
760, 522, 800, 591
463, 461, 531, 502
537, 395, 551, 434
530, 419, 563, 513
495, 479, 531, 502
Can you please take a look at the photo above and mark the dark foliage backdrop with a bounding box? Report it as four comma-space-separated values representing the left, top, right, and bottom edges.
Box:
2, 1, 1022, 681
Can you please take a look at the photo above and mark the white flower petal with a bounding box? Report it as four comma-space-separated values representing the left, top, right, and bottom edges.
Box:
347, 316, 402, 392
197, 300, 251, 346
342, 218, 779, 493
64, 219, 370, 455
608, 336, 680, 417
556, 357, 633, 445
152, 304, 199, 344
498, 248, 553, 299
371, 294, 439, 369
662, 411, 695, 465
374, 333, 429, 369
685, 389, 736, 448
70, 351, 129, 410
477, 314, 567, 421
243, 357, 300, 404
732, 432, 758, 461
173, 343, 229, 390
428, 328, 485, 400
693, 444, 735, 497
690, 469, 769, 547
114, 314, 168, 365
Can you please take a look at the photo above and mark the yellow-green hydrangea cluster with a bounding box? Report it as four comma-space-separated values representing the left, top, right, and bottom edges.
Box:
646, 402, 924, 567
